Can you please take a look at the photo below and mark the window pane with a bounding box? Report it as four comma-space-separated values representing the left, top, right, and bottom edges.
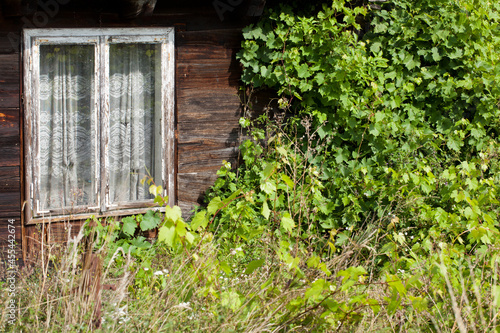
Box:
38, 44, 97, 211
108, 43, 162, 203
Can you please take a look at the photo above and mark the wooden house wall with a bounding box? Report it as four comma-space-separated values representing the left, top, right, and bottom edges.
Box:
0, 4, 251, 263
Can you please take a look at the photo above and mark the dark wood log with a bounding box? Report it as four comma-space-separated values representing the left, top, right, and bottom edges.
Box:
0, 53, 19, 108
177, 172, 220, 203
177, 90, 242, 122
0, 191, 20, 212
0, 166, 19, 192
0, 29, 21, 53
0, 135, 20, 167
0, 108, 20, 138
176, 29, 242, 48
177, 63, 240, 90
178, 146, 238, 173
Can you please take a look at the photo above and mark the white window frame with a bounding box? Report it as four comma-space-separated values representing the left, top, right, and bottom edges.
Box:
23, 28, 175, 224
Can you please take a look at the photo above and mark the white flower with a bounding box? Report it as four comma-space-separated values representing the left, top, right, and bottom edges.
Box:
163, 269, 169, 274
143, 267, 149, 271
174, 302, 192, 310
154, 271, 164, 276
235, 247, 242, 252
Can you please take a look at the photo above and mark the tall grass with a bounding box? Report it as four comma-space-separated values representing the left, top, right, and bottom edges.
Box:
1, 218, 499, 332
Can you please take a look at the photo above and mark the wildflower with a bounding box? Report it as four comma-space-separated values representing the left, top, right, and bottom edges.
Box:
143, 267, 149, 271
153, 271, 164, 276
174, 302, 192, 310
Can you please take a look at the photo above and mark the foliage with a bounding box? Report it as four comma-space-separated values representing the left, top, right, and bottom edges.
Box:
237, 0, 500, 233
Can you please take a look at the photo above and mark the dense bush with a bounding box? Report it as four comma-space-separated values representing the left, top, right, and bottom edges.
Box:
235, 0, 500, 242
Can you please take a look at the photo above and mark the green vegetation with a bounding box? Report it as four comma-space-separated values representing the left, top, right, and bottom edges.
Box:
2, 0, 500, 331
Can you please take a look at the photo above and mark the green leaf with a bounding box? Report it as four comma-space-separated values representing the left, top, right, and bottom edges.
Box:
281, 212, 295, 232
276, 146, 287, 156
220, 261, 232, 275
262, 200, 271, 219
385, 289, 402, 315
149, 185, 158, 196
244, 259, 265, 275
221, 291, 242, 312
307, 255, 320, 268
335, 232, 349, 246
158, 226, 176, 247
260, 181, 277, 195
185, 231, 195, 244
262, 162, 275, 179
190, 211, 208, 231
165, 205, 182, 223
130, 236, 151, 249
281, 174, 295, 188
431, 47, 441, 61
207, 197, 222, 215
175, 220, 188, 237
305, 279, 326, 300
297, 63, 310, 78
141, 210, 161, 231
122, 216, 137, 237
387, 274, 407, 296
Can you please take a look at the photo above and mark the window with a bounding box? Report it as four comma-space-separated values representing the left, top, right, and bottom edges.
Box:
23, 28, 175, 223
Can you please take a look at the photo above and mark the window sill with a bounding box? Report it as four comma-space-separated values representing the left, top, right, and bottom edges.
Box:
26, 205, 164, 225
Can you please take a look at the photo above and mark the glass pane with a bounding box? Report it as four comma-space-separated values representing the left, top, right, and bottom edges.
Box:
108, 43, 162, 204
38, 44, 97, 211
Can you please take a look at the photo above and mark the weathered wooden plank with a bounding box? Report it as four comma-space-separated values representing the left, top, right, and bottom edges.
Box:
0, 53, 19, 108
177, 62, 240, 90
177, 45, 235, 62
0, 211, 20, 219
177, 92, 241, 121
0, 135, 20, 167
0, 166, 19, 192
177, 172, 219, 204
177, 120, 241, 141
176, 29, 243, 48
0, 191, 20, 212
24, 225, 44, 263
0, 29, 21, 54
178, 146, 238, 173
0, 108, 20, 138
45, 220, 86, 244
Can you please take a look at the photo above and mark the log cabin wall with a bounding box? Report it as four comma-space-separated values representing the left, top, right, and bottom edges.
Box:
0, 0, 264, 264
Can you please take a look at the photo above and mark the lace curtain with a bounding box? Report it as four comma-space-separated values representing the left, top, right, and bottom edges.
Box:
38, 43, 161, 211
108, 44, 161, 204
39, 45, 96, 210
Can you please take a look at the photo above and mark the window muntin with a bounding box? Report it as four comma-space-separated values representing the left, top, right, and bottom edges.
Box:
23, 28, 175, 223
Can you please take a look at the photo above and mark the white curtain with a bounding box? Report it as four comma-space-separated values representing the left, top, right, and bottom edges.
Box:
39, 44, 96, 211
108, 43, 161, 204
